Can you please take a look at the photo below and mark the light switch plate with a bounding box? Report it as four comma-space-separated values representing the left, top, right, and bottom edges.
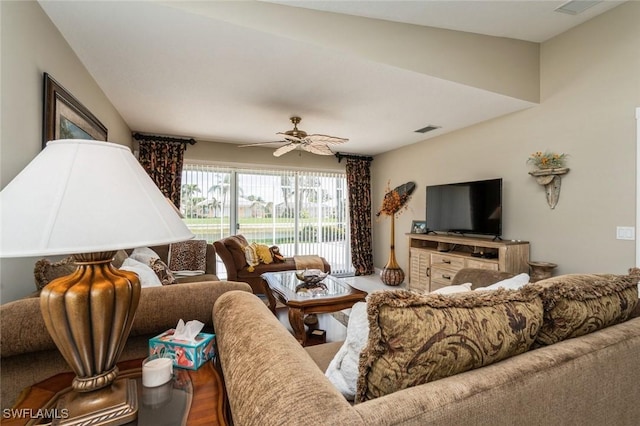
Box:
616, 226, 635, 240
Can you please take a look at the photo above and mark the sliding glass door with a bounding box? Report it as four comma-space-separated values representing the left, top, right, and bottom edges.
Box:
181, 164, 352, 276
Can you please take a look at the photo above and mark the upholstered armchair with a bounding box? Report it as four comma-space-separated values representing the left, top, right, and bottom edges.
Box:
214, 235, 330, 295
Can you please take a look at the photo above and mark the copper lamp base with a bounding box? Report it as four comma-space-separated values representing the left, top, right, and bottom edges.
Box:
39, 251, 141, 426
50, 379, 137, 426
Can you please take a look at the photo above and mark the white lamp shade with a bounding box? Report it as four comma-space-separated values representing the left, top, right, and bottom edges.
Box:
0, 139, 194, 257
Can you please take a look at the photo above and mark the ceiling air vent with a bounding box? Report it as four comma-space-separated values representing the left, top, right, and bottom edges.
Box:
414, 125, 441, 134
554, 0, 601, 15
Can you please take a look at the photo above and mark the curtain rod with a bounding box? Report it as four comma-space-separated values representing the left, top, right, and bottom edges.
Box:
335, 152, 373, 163
133, 132, 197, 145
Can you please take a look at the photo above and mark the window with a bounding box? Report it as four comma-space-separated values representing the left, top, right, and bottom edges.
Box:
181, 164, 353, 276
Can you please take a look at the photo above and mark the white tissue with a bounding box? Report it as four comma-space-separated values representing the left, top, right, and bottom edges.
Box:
172, 319, 204, 344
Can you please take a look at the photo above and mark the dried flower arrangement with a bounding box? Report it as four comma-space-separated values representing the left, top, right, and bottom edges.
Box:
377, 181, 414, 218
527, 151, 568, 170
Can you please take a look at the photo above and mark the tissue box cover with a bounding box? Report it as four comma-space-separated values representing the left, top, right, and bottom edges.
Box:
149, 329, 215, 370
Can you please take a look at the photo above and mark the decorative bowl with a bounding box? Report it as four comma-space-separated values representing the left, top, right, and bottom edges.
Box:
295, 269, 328, 285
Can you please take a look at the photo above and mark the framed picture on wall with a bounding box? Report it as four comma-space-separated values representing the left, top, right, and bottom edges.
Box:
411, 220, 427, 234
42, 73, 107, 149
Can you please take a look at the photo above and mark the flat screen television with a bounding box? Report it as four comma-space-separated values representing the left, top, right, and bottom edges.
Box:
426, 178, 502, 237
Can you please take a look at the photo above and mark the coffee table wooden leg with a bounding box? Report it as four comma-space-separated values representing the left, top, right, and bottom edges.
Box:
261, 279, 277, 315
288, 308, 306, 345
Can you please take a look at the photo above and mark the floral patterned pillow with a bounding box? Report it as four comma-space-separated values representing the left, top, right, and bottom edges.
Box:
356, 289, 543, 403
150, 258, 177, 285
528, 273, 639, 346
34, 256, 76, 291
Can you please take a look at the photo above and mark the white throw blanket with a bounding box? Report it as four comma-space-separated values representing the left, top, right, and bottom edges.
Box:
324, 302, 369, 400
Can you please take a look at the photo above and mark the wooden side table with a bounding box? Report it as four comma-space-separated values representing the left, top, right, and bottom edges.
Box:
3, 359, 228, 426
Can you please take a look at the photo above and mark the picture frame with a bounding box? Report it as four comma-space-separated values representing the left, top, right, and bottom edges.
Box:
411, 220, 428, 234
43, 73, 107, 149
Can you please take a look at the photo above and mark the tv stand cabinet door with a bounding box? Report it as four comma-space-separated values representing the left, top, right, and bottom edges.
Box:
409, 248, 430, 293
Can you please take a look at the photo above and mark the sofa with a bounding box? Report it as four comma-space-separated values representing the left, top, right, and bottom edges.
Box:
214, 234, 330, 295
127, 242, 219, 283
212, 269, 640, 425
33, 242, 219, 293
1, 280, 251, 408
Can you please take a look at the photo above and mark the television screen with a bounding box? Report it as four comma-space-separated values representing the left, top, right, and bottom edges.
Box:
426, 178, 502, 236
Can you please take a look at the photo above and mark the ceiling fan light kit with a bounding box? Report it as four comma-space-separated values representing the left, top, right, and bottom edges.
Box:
239, 116, 348, 157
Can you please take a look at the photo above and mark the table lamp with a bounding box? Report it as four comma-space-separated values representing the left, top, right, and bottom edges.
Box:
0, 139, 194, 425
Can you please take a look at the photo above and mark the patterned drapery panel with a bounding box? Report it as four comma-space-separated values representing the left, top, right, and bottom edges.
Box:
345, 157, 374, 275
137, 139, 186, 207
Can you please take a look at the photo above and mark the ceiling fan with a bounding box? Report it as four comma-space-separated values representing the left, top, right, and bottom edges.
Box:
239, 116, 348, 157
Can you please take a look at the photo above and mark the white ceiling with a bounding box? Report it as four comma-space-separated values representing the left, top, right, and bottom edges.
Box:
38, 0, 623, 156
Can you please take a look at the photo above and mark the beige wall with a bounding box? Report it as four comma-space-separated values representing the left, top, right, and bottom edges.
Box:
372, 2, 640, 277
0, 1, 132, 302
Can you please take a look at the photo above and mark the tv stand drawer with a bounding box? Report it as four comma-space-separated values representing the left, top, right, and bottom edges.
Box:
466, 258, 499, 271
431, 267, 457, 289
431, 253, 464, 270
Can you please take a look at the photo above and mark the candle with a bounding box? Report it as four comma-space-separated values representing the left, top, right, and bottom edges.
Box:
142, 356, 173, 387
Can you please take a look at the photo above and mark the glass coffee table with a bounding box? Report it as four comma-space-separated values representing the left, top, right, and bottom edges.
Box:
261, 271, 367, 345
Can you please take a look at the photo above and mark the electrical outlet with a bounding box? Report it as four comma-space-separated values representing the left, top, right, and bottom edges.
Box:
616, 226, 635, 240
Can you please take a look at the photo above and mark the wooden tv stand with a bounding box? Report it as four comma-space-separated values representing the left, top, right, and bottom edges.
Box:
406, 233, 530, 293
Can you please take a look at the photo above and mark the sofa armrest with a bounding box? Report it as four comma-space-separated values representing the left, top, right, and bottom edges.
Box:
451, 268, 515, 289
213, 291, 363, 426
213, 240, 239, 281
0, 297, 55, 357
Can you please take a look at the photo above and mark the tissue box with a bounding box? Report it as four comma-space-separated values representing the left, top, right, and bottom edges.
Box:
149, 329, 215, 370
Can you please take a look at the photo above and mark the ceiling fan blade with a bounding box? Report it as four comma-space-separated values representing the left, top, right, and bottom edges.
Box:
276, 133, 303, 143
301, 143, 334, 156
273, 143, 299, 157
238, 141, 286, 148
306, 134, 348, 145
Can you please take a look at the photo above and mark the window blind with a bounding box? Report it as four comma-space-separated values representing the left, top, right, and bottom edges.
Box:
181, 164, 353, 276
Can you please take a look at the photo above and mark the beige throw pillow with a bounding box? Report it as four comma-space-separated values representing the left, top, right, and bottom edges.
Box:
356, 289, 543, 403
